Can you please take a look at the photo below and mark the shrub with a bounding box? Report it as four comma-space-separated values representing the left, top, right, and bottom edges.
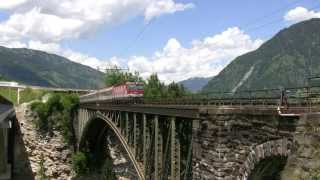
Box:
30, 93, 79, 144
30, 101, 50, 132
72, 152, 89, 175
101, 160, 116, 180
38, 155, 48, 180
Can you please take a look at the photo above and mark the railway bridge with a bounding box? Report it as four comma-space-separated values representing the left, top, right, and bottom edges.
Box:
74, 89, 320, 180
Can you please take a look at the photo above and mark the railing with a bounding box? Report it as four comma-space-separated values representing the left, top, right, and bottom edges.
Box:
80, 86, 320, 110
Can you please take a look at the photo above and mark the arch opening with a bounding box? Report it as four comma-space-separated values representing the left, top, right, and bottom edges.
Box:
79, 116, 138, 179
247, 156, 288, 180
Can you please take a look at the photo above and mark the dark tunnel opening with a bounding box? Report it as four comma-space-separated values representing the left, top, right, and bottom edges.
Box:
248, 156, 288, 180
80, 118, 112, 172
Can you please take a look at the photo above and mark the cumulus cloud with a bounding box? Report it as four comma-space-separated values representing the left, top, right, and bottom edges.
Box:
144, 0, 194, 21
0, 0, 29, 10
284, 7, 320, 23
0, 1, 263, 84
0, 26, 262, 85
127, 27, 263, 83
9, 27, 262, 84
3, 40, 118, 71
0, 0, 194, 43
0, 0, 194, 78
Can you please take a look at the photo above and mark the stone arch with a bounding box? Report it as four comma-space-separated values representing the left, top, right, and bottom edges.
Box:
238, 138, 292, 180
78, 110, 145, 180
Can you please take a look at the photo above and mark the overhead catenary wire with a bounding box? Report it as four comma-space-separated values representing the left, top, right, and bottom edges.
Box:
244, 2, 320, 33
240, 0, 303, 30
124, 18, 157, 55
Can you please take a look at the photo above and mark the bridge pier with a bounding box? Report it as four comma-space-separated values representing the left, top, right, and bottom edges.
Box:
133, 113, 138, 158
154, 115, 163, 180
143, 114, 150, 176
171, 117, 180, 180
125, 112, 129, 143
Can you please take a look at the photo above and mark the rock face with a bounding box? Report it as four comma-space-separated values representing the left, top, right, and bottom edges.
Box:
13, 103, 75, 180
106, 131, 138, 180
281, 113, 320, 179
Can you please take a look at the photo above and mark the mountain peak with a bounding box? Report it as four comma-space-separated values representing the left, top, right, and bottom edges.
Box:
0, 46, 104, 89
202, 18, 320, 93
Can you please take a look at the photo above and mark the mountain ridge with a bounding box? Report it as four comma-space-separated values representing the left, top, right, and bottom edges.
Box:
178, 77, 212, 92
0, 46, 105, 89
202, 18, 320, 93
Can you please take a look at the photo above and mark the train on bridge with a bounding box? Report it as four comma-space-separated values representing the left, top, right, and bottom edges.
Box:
81, 82, 144, 102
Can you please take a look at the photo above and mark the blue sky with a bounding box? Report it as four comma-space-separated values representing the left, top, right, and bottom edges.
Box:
63, 0, 318, 58
0, 0, 319, 82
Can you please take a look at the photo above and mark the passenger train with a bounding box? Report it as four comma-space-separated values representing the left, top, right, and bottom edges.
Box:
80, 82, 144, 102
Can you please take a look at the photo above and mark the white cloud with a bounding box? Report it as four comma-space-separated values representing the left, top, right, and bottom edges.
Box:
0, 41, 27, 49
144, 0, 194, 21
6, 40, 117, 71
0, 0, 194, 43
284, 7, 320, 23
22, 27, 262, 84
0, 25, 262, 84
0, 1, 262, 84
28, 40, 61, 53
62, 49, 117, 70
0, 0, 29, 10
0, 0, 194, 78
127, 27, 263, 83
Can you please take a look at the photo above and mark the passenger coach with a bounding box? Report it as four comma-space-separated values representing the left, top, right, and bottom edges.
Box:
80, 82, 144, 102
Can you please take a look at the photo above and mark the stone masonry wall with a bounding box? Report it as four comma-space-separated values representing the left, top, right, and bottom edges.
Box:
281, 113, 320, 180
192, 114, 297, 180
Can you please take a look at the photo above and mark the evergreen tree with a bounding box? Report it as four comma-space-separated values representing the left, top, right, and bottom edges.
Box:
104, 67, 143, 86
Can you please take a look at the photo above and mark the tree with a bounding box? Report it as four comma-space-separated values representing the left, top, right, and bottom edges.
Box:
143, 74, 166, 98
0, 75, 8, 81
143, 74, 188, 98
30, 93, 79, 144
104, 69, 190, 98
167, 82, 187, 98
104, 67, 144, 86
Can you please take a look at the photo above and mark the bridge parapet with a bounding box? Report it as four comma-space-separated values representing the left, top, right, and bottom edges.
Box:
0, 96, 15, 180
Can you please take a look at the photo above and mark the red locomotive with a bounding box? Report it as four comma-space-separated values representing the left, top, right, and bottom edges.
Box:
112, 82, 144, 97
81, 82, 144, 102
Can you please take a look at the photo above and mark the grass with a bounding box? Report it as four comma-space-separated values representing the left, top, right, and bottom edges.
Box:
0, 88, 17, 104
19, 88, 48, 104
0, 87, 49, 104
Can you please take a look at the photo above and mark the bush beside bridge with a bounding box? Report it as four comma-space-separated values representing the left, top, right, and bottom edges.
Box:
30, 93, 79, 145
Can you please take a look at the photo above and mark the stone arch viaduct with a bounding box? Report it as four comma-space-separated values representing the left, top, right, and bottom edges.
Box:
74, 97, 317, 180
